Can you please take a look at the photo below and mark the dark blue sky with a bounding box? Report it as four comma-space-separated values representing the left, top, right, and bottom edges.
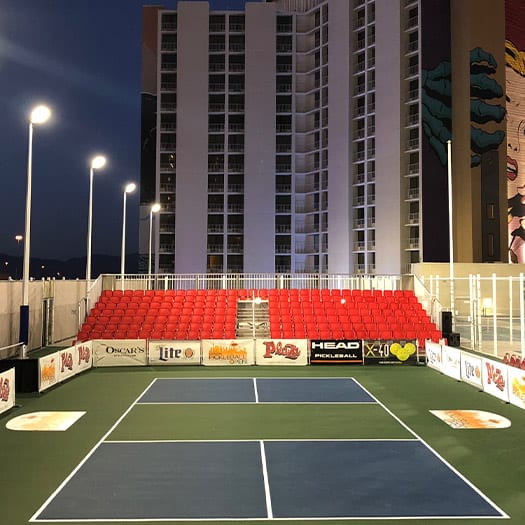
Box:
0, 0, 257, 259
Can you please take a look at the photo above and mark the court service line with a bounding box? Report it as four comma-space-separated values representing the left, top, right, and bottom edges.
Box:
253, 377, 259, 403
259, 440, 274, 519
104, 438, 418, 444
29, 378, 160, 523
350, 377, 510, 520
137, 401, 376, 405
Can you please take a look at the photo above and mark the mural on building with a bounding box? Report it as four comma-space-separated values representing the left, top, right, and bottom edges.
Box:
422, 48, 504, 169
506, 0, 525, 263
421, 1, 506, 263
420, 0, 452, 262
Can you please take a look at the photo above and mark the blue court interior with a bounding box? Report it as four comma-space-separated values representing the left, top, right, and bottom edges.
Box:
32, 377, 506, 522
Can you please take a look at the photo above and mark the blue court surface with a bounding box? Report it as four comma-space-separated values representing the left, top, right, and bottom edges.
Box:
137, 377, 376, 403
31, 377, 507, 522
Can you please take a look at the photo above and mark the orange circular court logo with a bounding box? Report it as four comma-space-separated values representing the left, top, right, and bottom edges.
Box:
430, 410, 511, 429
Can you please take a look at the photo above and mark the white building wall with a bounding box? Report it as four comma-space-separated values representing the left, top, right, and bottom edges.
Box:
374, 0, 403, 275
244, 2, 277, 272
175, 2, 210, 273
327, 0, 351, 273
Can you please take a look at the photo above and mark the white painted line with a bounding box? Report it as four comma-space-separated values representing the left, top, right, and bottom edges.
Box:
259, 440, 273, 519
29, 378, 158, 522
351, 377, 510, 519
253, 377, 259, 403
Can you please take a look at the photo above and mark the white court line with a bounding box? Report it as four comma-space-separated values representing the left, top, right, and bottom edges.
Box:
137, 401, 376, 405
104, 438, 418, 443
29, 378, 160, 523
253, 377, 259, 403
31, 376, 509, 522
351, 377, 510, 520
259, 440, 274, 519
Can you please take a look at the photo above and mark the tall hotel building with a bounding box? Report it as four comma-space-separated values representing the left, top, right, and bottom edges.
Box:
140, 0, 510, 276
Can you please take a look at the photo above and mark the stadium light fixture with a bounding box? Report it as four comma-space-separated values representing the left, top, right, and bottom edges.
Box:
121, 182, 137, 288
86, 155, 107, 303
148, 203, 161, 279
20, 104, 51, 355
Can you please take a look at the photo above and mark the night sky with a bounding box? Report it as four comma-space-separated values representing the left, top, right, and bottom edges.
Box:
0, 0, 257, 260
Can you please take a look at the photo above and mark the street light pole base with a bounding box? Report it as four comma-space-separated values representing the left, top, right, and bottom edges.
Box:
19, 304, 29, 357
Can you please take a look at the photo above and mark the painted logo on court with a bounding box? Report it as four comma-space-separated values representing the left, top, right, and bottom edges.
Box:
430, 410, 511, 429
6, 411, 86, 431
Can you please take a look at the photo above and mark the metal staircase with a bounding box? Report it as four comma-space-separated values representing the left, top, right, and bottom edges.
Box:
236, 299, 270, 338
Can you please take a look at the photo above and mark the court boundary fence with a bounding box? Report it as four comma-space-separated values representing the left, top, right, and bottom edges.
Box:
421, 273, 525, 358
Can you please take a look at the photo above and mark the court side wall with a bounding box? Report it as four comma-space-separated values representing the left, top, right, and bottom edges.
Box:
413, 262, 525, 316
0, 280, 85, 355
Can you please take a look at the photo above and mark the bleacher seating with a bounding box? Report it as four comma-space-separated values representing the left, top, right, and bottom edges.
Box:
76, 288, 441, 343
77, 289, 238, 342
267, 288, 441, 342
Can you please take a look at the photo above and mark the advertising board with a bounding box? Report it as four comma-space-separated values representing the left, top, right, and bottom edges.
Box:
310, 340, 363, 364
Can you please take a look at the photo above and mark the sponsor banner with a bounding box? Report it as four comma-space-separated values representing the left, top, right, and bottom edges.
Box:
255, 339, 308, 365
57, 346, 77, 382
93, 340, 148, 367
508, 366, 525, 409
482, 357, 510, 403
149, 340, 201, 365
0, 368, 15, 415
310, 340, 363, 365
460, 352, 483, 389
363, 340, 418, 365
441, 345, 461, 381
75, 341, 93, 373
202, 339, 255, 366
425, 341, 442, 371
39, 352, 60, 392
430, 410, 511, 429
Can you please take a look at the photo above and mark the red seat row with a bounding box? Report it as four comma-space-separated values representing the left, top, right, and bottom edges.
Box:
77, 288, 441, 343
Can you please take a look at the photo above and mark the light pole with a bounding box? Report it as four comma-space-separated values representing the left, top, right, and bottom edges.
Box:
148, 203, 161, 279
121, 182, 136, 288
447, 139, 455, 329
20, 105, 51, 354
85, 155, 106, 304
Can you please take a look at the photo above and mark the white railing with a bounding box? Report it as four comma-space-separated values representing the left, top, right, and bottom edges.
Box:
107, 273, 404, 295
422, 273, 525, 358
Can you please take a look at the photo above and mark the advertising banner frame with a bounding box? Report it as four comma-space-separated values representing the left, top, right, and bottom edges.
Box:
0, 367, 15, 415
363, 340, 419, 365
148, 340, 202, 365
93, 340, 148, 367
202, 339, 255, 366
310, 340, 363, 365
255, 339, 308, 366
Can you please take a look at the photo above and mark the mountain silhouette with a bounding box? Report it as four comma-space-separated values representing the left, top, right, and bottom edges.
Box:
0, 253, 139, 280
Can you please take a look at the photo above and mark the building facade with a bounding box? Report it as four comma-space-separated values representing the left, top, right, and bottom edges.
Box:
140, 0, 509, 276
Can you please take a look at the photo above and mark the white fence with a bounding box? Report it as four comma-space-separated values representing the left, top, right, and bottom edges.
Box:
422, 273, 525, 359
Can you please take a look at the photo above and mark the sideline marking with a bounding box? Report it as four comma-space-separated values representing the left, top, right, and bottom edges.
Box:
29, 379, 158, 523
352, 377, 510, 519
259, 440, 273, 519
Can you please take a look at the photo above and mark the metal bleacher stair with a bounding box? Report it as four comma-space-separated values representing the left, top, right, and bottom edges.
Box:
235, 299, 270, 338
